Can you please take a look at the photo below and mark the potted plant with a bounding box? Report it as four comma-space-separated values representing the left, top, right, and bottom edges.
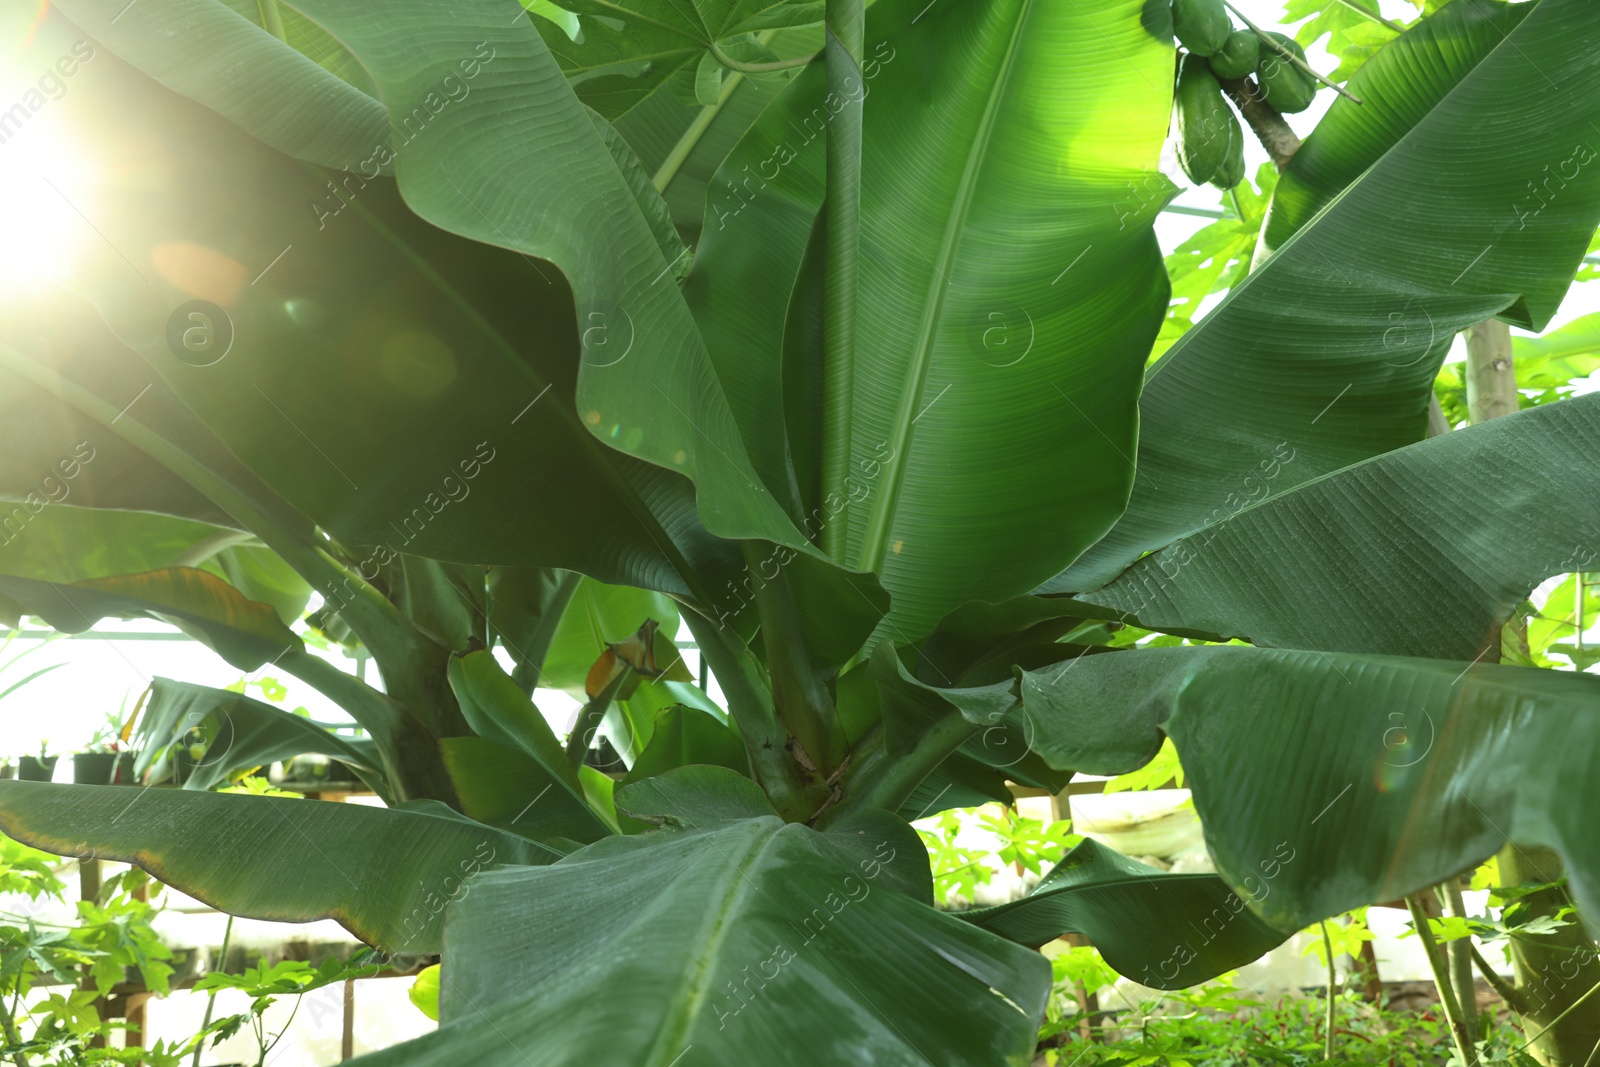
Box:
73, 708, 139, 786
275, 753, 360, 788
16, 743, 56, 783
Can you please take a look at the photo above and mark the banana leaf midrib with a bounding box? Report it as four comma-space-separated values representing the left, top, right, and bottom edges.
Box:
855, 0, 1037, 576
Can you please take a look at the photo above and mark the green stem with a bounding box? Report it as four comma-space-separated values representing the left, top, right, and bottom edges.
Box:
652, 29, 785, 193
682, 611, 819, 821
262, 987, 304, 1061
276, 648, 455, 804
741, 543, 838, 774
1222, 2, 1364, 104
506, 570, 580, 697
707, 40, 817, 74
652, 84, 734, 191
168, 529, 261, 569
1577, 570, 1586, 658
0, 985, 30, 1067
820, 0, 864, 560
1320, 921, 1336, 1062
1469, 941, 1523, 1011
278, 649, 405, 744
1406, 895, 1476, 1065
1440, 881, 1480, 1044
1227, 187, 1245, 221
191, 914, 234, 1067
824, 711, 978, 825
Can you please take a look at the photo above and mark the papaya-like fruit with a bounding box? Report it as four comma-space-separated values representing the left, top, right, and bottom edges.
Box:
1174, 54, 1230, 186
1211, 110, 1245, 189
1208, 29, 1259, 81
1257, 32, 1316, 113
1171, 0, 1230, 56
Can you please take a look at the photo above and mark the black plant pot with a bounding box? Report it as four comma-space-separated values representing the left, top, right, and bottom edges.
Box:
73, 751, 138, 785
326, 759, 361, 784
17, 756, 57, 782
582, 736, 627, 774
282, 754, 360, 786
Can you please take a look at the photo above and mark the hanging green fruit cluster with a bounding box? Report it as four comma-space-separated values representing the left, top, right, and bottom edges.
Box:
1170, 0, 1320, 188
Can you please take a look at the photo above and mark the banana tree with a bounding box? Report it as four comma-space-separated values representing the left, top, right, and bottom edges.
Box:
1, 0, 1599, 1062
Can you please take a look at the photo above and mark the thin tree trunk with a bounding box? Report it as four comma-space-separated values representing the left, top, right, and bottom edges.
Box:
1465, 320, 1519, 422
1497, 844, 1600, 1065
1464, 321, 1600, 1063
1355, 940, 1384, 1004
1441, 880, 1480, 1043
1219, 77, 1301, 170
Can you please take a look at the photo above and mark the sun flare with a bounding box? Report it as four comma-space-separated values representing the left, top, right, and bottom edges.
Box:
0, 119, 90, 292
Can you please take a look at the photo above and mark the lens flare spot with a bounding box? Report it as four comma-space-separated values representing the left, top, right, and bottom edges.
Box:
284, 298, 324, 328
151, 242, 249, 306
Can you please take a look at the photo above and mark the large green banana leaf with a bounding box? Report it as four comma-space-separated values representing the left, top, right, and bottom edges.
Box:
0, 563, 413, 748
439, 736, 614, 844
0, 567, 296, 671
483, 566, 578, 693
0, 782, 557, 954
0, 290, 303, 533
1049, 0, 1600, 592
271, 0, 807, 553
445, 651, 611, 841
22, 8, 741, 600
0, 508, 230, 585
0, 367, 228, 529
619, 705, 749, 784
961, 839, 1290, 989
1262, 0, 1531, 251
50, 0, 389, 170
1083, 393, 1600, 659
1014, 646, 1600, 933
347, 768, 1047, 1067
208, 543, 313, 627
132, 678, 380, 794
690, 0, 1174, 639
60, 0, 803, 248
